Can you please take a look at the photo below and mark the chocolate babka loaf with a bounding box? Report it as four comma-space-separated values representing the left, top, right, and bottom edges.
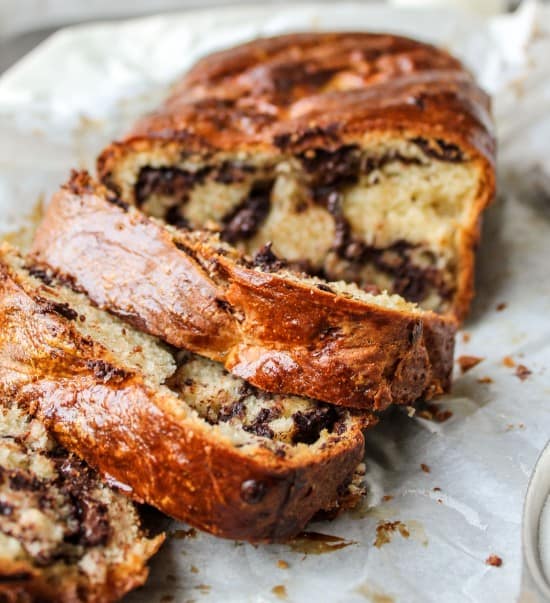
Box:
0, 244, 370, 542
0, 400, 163, 603
31, 172, 456, 410
97, 32, 496, 320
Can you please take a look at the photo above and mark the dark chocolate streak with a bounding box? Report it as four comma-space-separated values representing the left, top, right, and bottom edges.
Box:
135, 166, 208, 208
221, 180, 274, 244
0, 448, 112, 566
302, 145, 454, 302
134, 141, 462, 302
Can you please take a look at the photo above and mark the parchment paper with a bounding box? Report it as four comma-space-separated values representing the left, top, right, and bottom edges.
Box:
0, 3, 549, 601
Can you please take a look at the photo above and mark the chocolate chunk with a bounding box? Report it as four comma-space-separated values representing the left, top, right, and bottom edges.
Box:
252, 242, 286, 272
27, 266, 54, 286
221, 180, 273, 243
85, 360, 130, 384
316, 283, 334, 294
9, 472, 43, 492
212, 161, 255, 184
243, 407, 279, 439
135, 166, 210, 207
240, 480, 267, 504
72, 498, 110, 548
302, 146, 361, 188
411, 137, 464, 162
219, 399, 245, 422
40, 300, 79, 321
292, 406, 343, 444
165, 205, 190, 229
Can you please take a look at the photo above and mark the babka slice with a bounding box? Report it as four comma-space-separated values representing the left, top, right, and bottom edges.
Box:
97, 32, 496, 321
31, 172, 456, 410
0, 400, 163, 603
0, 244, 369, 543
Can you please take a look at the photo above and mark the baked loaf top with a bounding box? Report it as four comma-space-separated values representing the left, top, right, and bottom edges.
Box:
0, 244, 369, 542
31, 172, 457, 410
98, 32, 494, 166
0, 401, 163, 603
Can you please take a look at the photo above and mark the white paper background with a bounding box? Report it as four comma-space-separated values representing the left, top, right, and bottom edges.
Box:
1, 3, 549, 602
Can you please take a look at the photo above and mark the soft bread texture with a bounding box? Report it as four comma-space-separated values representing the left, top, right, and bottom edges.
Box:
31, 173, 457, 410
0, 400, 163, 603
0, 244, 370, 543
97, 32, 496, 321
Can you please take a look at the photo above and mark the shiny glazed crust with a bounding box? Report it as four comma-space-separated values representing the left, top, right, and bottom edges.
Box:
0, 246, 369, 543
97, 32, 496, 321
31, 173, 457, 410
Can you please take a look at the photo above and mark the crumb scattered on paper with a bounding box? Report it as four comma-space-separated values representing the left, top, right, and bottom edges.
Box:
515, 364, 532, 380
503, 356, 516, 368
277, 560, 289, 569
486, 554, 503, 567
462, 332, 471, 343
496, 302, 507, 311
374, 521, 410, 548
458, 355, 485, 373
420, 464, 431, 473
477, 376, 494, 384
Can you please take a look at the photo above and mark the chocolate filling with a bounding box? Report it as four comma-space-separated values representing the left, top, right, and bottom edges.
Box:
291, 406, 344, 445
252, 242, 287, 272
221, 180, 273, 244
135, 166, 210, 208
411, 137, 464, 162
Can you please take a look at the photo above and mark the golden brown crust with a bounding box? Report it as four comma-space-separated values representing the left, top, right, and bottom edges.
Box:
0, 250, 368, 543
97, 32, 496, 321
98, 32, 494, 159
31, 173, 456, 410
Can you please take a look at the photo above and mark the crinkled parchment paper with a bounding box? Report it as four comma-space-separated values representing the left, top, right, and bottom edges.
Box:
0, 2, 549, 601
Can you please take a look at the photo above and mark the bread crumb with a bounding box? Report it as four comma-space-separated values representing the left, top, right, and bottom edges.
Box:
433, 487, 441, 492
190, 565, 199, 574
374, 521, 409, 548
277, 560, 289, 569
503, 356, 515, 368
272, 584, 287, 599
458, 355, 484, 373
420, 463, 430, 473
515, 364, 532, 381
496, 302, 507, 311
382, 495, 394, 502
462, 332, 471, 343
477, 376, 493, 384
486, 555, 503, 567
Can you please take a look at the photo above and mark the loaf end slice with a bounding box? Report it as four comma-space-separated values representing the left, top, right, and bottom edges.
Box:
0, 400, 163, 603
